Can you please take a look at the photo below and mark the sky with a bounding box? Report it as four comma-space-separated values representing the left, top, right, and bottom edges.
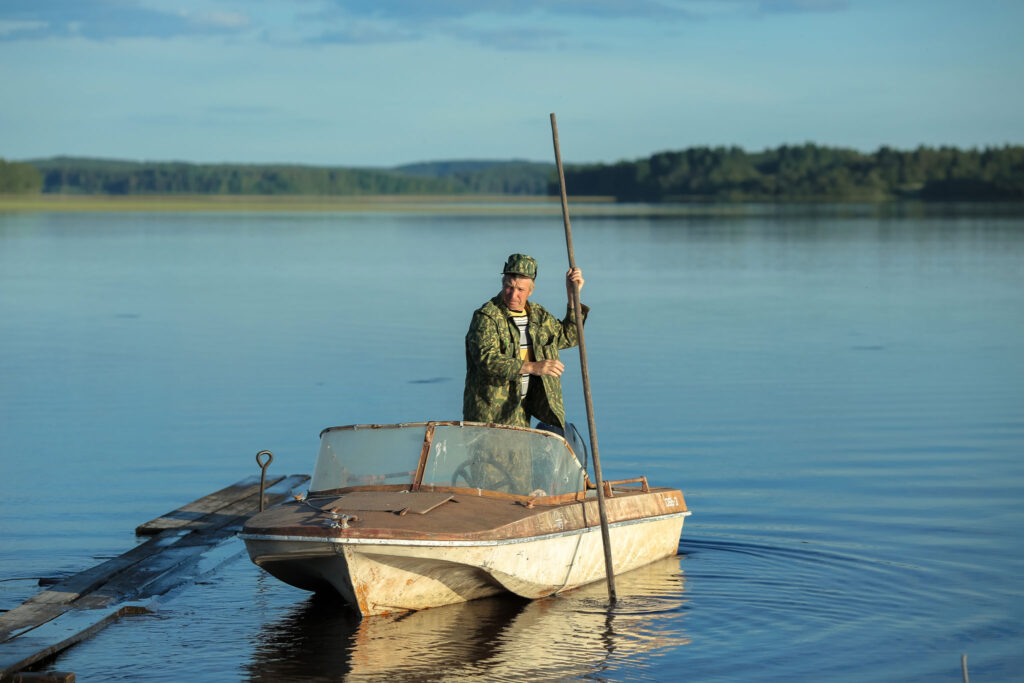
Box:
1, 0, 1022, 167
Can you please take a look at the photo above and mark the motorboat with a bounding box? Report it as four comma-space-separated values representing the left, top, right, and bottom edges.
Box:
240, 421, 690, 616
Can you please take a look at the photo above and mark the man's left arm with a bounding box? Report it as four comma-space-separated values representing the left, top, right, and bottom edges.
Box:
555, 267, 588, 349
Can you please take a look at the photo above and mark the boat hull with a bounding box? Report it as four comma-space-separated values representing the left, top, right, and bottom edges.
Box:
243, 511, 688, 615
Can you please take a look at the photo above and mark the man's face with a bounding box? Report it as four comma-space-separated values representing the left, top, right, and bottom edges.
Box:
501, 276, 534, 312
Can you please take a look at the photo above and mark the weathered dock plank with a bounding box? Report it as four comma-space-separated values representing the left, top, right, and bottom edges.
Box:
10, 672, 75, 682
134, 474, 285, 535
0, 604, 149, 678
0, 473, 309, 681
17, 532, 190, 610
10, 474, 297, 614
2, 475, 308, 635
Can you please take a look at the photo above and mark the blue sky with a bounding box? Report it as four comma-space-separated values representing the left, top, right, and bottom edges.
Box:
1, 0, 1021, 166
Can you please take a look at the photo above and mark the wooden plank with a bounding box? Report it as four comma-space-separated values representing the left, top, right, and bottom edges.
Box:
131, 535, 247, 601
0, 606, 68, 645
12, 473, 301, 615
73, 531, 235, 609
0, 531, 187, 641
66, 475, 309, 610
186, 475, 310, 533
134, 474, 284, 535
0, 475, 309, 646
10, 672, 76, 682
0, 604, 149, 680
16, 531, 188, 609
0, 533, 176, 640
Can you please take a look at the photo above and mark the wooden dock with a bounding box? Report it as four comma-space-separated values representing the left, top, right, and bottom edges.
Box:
0, 473, 309, 681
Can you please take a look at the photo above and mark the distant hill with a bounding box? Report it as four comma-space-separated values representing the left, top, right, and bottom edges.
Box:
394, 159, 555, 194
558, 144, 1024, 202
15, 145, 1024, 201
26, 157, 455, 196
30, 156, 155, 171
0, 158, 42, 193
395, 159, 543, 175
23, 157, 555, 196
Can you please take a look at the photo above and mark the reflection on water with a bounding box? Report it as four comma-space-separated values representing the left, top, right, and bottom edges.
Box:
246, 557, 687, 681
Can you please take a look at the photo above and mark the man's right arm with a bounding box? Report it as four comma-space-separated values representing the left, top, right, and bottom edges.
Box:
466, 312, 523, 381
522, 359, 565, 377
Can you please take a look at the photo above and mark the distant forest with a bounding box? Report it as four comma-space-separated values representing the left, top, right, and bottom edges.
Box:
0, 159, 44, 194
1, 144, 1022, 201
8, 157, 554, 197
559, 144, 1024, 201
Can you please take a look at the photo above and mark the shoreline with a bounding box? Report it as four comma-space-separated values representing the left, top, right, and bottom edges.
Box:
0, 194, 599, 215
1, 194, 1022, 218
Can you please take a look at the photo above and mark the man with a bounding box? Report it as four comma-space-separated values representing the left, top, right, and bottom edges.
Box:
463, 253, 588, 432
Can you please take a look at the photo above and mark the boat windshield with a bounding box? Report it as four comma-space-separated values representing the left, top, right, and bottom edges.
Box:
422, 425, 586, 497
311, 425, 424, 492
310, 423, 586, 497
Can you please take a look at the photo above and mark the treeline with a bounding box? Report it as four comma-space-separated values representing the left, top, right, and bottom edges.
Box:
559, 144, 1024, 201
0, 159, 43, 193
396, 160, 554, 194
25, 157, 555, 196
7, 145, 1024, 200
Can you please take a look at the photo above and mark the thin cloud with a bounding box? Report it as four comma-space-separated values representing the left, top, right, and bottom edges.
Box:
756, 0, 850, 12
306, 23, 423, 45
0, 20, 50, 40
297, 0, 701, 48
0, 0, 251, 41
192, 11, 251, 30
450, 25, 571, 51
205, 105, 278, 117
320, 0, 699, 21
0, 0, 850, 46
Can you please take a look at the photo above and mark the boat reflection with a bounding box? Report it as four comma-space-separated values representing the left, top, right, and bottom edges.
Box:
245, 555, 689, 681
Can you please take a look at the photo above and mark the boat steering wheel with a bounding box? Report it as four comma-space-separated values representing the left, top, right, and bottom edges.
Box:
450, 458, 516, 492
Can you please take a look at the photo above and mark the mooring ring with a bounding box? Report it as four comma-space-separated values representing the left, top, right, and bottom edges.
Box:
256, 450, 274, 470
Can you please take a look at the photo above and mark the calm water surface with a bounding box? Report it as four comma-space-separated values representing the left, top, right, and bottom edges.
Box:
1, 205, 1022, 681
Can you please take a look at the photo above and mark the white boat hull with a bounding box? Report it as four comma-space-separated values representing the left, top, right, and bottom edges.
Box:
243, 511, 688, 615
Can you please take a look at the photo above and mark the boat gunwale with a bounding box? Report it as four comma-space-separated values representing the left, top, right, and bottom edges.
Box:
240, 510, 691, 548
305, 483, 590, 506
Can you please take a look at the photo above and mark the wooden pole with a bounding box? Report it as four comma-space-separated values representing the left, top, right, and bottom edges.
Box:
550, 112, 617, 602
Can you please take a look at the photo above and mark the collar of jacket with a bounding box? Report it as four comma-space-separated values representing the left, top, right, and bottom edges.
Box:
487, 294, 536, 319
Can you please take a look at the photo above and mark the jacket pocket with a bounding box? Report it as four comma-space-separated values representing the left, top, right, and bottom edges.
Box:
536, 343, 558, 361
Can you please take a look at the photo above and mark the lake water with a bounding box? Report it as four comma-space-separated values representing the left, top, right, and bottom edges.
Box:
1, 204, 1022, 681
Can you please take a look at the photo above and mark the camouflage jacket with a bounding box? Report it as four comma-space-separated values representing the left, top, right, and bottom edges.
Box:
463, 295, 589, 429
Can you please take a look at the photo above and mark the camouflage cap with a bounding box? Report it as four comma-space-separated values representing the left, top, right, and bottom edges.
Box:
501, 253, 538, 280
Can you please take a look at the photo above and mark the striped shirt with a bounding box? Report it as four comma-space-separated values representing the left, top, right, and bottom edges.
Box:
509, 309, 532, 399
